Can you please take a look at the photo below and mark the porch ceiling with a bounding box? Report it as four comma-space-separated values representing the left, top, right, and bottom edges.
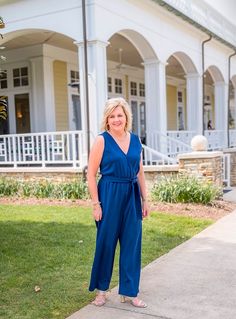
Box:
107, 33, 143, 68
2, 31, 77, 51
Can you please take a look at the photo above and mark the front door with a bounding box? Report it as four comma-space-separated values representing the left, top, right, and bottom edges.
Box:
72, 94, 82, 130
15, 93, 30, 133
131, 100, 146, 144
177, 90, 185, 130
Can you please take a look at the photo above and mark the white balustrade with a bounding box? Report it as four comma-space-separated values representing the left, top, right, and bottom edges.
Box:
204, 130, 225, 150
0, 130, 84, 168
148, 130, 193, 158
222, 154, 231, 187
142, 144, 177, 165
229, 130, 236, 148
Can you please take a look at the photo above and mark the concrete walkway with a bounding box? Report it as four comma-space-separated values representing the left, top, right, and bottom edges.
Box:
223, 187, 236, 203
67, 191, 236, 319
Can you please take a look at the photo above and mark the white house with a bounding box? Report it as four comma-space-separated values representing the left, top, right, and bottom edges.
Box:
0, 0, 236, 168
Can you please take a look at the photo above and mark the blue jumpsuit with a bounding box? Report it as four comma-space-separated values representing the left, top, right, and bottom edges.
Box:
89, 131, 143, 297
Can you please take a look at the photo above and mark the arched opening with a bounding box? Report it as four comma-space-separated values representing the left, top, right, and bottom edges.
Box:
166, 52, 198, 133
0, 29, 81, 134
204, 66, 225, 131
107, 30, 157, 144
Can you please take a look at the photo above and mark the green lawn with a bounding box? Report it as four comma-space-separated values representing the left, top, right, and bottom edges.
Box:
0, 205, 212, 319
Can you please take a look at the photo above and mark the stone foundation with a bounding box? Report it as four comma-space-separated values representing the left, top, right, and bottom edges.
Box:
178, 151, 223, 187
0, 166, 179, 194
0, 151, 227, 194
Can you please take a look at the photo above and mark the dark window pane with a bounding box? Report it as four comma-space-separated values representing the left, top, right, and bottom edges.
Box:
13, 68, 20, 77
21, 77, 29, 86
21, 67, 28, 76
1, 80, 7, 89
14, 78, 20, 87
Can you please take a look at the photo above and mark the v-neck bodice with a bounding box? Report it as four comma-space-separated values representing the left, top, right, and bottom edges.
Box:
99, 131, 142, 179
107, 132, 131, 156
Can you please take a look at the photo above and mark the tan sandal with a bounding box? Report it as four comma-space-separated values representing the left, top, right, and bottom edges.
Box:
92, 292, 106, 306
120, 295, 147, 308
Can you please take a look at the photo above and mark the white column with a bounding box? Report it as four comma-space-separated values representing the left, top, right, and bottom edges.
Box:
186, 73, 202, 134
144, 59, 167, 150
30, 57, 46, 132
43, 56, 56, 132
76, 39, 108, 144
214, 81, 228, 147
30, 56, 56, 132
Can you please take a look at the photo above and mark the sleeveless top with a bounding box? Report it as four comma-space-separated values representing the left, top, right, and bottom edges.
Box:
97, 131, 143, 219
99, 131, 142, 179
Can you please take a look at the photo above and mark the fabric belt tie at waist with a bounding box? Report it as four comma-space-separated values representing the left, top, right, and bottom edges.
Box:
101, 176, 137, 184
100, 176, 142, 220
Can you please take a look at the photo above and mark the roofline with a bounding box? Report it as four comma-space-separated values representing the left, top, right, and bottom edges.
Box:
152, 0, 236, 51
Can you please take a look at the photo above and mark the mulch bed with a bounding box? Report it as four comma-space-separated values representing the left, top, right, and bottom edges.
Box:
0, 197, 235, 221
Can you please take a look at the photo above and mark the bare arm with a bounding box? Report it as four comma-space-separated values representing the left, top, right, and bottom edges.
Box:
137, 158, 149, 218
87, 135, 104, 221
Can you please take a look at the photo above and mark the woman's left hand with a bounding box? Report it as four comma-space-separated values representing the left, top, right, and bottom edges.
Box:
142, 201, 150, 218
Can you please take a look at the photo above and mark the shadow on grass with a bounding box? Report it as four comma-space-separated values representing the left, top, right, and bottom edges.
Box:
0, 209, 212, 319
0, 220, 96, 319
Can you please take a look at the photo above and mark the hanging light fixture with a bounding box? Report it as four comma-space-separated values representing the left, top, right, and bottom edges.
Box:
0, 17, 5, 39
0, 17, 5, 29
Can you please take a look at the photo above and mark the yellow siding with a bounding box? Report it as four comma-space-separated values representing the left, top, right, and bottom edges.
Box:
53, 61, 69, 131
167, 85, 177, 130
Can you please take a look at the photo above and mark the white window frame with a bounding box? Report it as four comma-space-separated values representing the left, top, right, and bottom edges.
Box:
177, 89, 185, 130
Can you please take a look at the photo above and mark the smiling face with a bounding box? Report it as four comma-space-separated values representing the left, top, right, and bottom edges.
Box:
107, 106, 127, 133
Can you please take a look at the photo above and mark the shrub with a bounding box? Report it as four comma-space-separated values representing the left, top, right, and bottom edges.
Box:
151, 175, 221, 204
0, 178, 20, 197
0, 178, 88, 200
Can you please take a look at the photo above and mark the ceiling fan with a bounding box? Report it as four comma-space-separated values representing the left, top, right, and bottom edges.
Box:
108, 48, 138, 72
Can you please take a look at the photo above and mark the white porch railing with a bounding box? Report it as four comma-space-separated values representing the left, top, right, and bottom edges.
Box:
0, 130, 84, 168
222, 154, 231, 188
204, 130, 225, 150
142, 144, 177, 165
229, 129, 236, 148
166, 130, 196, 145
148, 131, 192, 158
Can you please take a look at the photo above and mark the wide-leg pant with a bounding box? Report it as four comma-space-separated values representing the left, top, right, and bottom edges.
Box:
89, 178, 142, 297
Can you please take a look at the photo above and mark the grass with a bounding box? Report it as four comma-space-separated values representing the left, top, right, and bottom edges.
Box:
0, 204, 212, 319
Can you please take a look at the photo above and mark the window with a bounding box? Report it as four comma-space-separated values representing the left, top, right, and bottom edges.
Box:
70, 70, 80, 94
13, 67, 29, 87
139, 83, 145, 97
108, 77, 112, 93
0, 70, 7, 89
177, 91, 183, 103
115, 78, 122, 94
70, 70, 79, 83
15, 93, 31, 133
130, 81, 137, 96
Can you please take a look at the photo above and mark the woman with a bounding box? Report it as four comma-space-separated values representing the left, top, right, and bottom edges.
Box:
87, 97, 149, 308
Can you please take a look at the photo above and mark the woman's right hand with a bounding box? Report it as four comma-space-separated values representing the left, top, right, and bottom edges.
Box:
92, 204, 102, 221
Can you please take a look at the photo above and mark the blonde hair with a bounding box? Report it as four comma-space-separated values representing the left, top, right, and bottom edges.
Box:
101, 97, 132, 132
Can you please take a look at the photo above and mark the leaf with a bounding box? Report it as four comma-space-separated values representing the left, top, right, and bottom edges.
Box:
34, 285, 41, 292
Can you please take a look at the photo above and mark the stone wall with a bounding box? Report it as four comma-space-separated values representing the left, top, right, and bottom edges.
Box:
144, 165, 179, 192
178, 151, 223, 187
0, 166, 179, 193
0, 151, 227, 194
0, 168, 83, 183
